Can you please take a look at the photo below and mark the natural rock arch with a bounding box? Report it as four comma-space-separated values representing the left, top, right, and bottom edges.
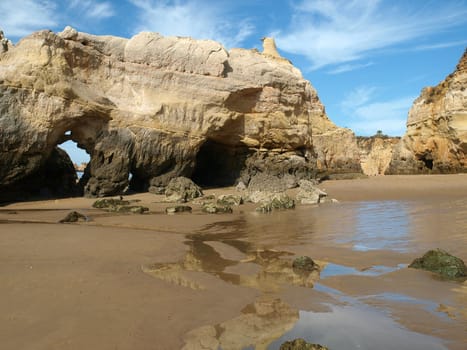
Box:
0, 27, 364, 201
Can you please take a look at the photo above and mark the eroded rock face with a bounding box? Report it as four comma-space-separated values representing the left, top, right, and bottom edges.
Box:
387, 49, 467, 174
0, 28, 360, 199
312, 116, 362, 175
357, 135, 400, 176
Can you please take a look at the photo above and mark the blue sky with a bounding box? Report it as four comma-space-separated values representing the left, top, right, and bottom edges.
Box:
1, 0, 467, 164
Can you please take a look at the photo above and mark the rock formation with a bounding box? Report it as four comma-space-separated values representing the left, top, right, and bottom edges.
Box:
357, 135, 400, 176
0, 30, 12, 53
0, 27, 360, 200
387, 49, 467, 174
312, 117, 362, 175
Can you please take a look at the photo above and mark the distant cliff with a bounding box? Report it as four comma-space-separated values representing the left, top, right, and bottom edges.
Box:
357, 135, 400, 176
387, 49, 467, 174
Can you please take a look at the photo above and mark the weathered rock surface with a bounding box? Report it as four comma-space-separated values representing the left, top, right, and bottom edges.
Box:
388, 49, 467, 174
312, 114, 362, 176
164, 177, 203, 203
409, 249, 467, 279
201, 202, 233, 214
0, 146, 80, 202
0, 30, 12, 53
255, 194, 295, 213
296, 179, 327, 204
292, 256, 320, 274
165, 205, 192, 214
280, 339, 329, 350
92, 197, 148, 213
59, 210, 89, 223
357, 135, 400, 176
0, 27, 360, 200
217, 194, 243, 206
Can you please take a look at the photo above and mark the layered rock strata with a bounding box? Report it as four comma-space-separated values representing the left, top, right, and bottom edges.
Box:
312, 116, 362, 175
387, 49, 467, 174
0, 27, 361, 199
357, 135, 400, 176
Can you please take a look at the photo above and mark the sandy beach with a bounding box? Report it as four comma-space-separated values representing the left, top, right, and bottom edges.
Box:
1, 174, 466, 350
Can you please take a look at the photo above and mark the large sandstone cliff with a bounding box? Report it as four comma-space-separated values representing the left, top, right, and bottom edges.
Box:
0, 27, 360, 199
387, 49, 467, 174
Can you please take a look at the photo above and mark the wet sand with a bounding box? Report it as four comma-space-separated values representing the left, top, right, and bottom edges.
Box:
1, 174, 466, 349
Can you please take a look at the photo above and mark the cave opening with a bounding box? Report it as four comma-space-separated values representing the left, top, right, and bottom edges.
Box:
191, 139, 251, 187
56, 138, 92, 195
418, 153, 434, 170
59, 139, 90, 179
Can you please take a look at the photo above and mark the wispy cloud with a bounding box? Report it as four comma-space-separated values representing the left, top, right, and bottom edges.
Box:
341, 86, 377, 111
69, 0, 114, 19
129, 0, 255, 48
341, 86, 415, 135
327, 62, 374, 75
275, 0, 467, 70
413, 40, 467, 51
0, 0, 57, 38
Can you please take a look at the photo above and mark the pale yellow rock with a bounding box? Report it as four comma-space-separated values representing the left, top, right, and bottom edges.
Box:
0, 27, 362, 196
388, 49, 467, 173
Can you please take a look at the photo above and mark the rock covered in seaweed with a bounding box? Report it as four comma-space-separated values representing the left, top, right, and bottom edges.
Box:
280, 338, 329, 350
409, 249, 467, 279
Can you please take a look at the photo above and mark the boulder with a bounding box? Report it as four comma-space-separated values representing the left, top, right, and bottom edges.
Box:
217, 194, 243, 206
92, 198, 148, 213
296, 180, 327, 204
255, 194, 295, 213
59, 211, 89, 223
292, 256, 319, 274
115, 205, 149, 214
202, 203, 233, 214
92, 198, 130, 208
165, 205, 192, 214
280, 339, 329, 350
165, 177, 203, 203
409, 249, 467, 279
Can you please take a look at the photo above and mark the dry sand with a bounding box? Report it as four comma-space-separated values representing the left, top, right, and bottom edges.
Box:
0, 174, 466, 349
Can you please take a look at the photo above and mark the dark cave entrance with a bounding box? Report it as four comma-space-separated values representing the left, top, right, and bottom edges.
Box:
191, 140, 251, 187
418, 153, 434, 170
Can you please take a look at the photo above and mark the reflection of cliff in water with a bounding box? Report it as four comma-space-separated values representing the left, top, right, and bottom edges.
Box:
142, 222, 322, 349
182, 297, 298, 350
142, 227, 321, 292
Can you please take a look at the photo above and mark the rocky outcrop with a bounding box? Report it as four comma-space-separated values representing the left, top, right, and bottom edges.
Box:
0, 146, 80, 202
409, 249, 467, 279
0, 30, 12, 53
388, 49, 467, 174
0, 28, 361, 200
312, 115, 362, 175
357, 135, 400, 176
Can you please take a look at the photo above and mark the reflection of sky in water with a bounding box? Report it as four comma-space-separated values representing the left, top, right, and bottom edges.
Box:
337, 201, 411, 252
320, 263, 407, 278
268, 303, 448, 350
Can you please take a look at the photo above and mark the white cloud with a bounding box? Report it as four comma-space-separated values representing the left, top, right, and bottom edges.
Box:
275, 0, 467, 70
129, 0, 255, 48
0, 0, 57, 38
69, 0, 114, 19
341, 86, 377, 111
413, 40, 467, 51
341, 86, 415, 135
327, 62, 374, 75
